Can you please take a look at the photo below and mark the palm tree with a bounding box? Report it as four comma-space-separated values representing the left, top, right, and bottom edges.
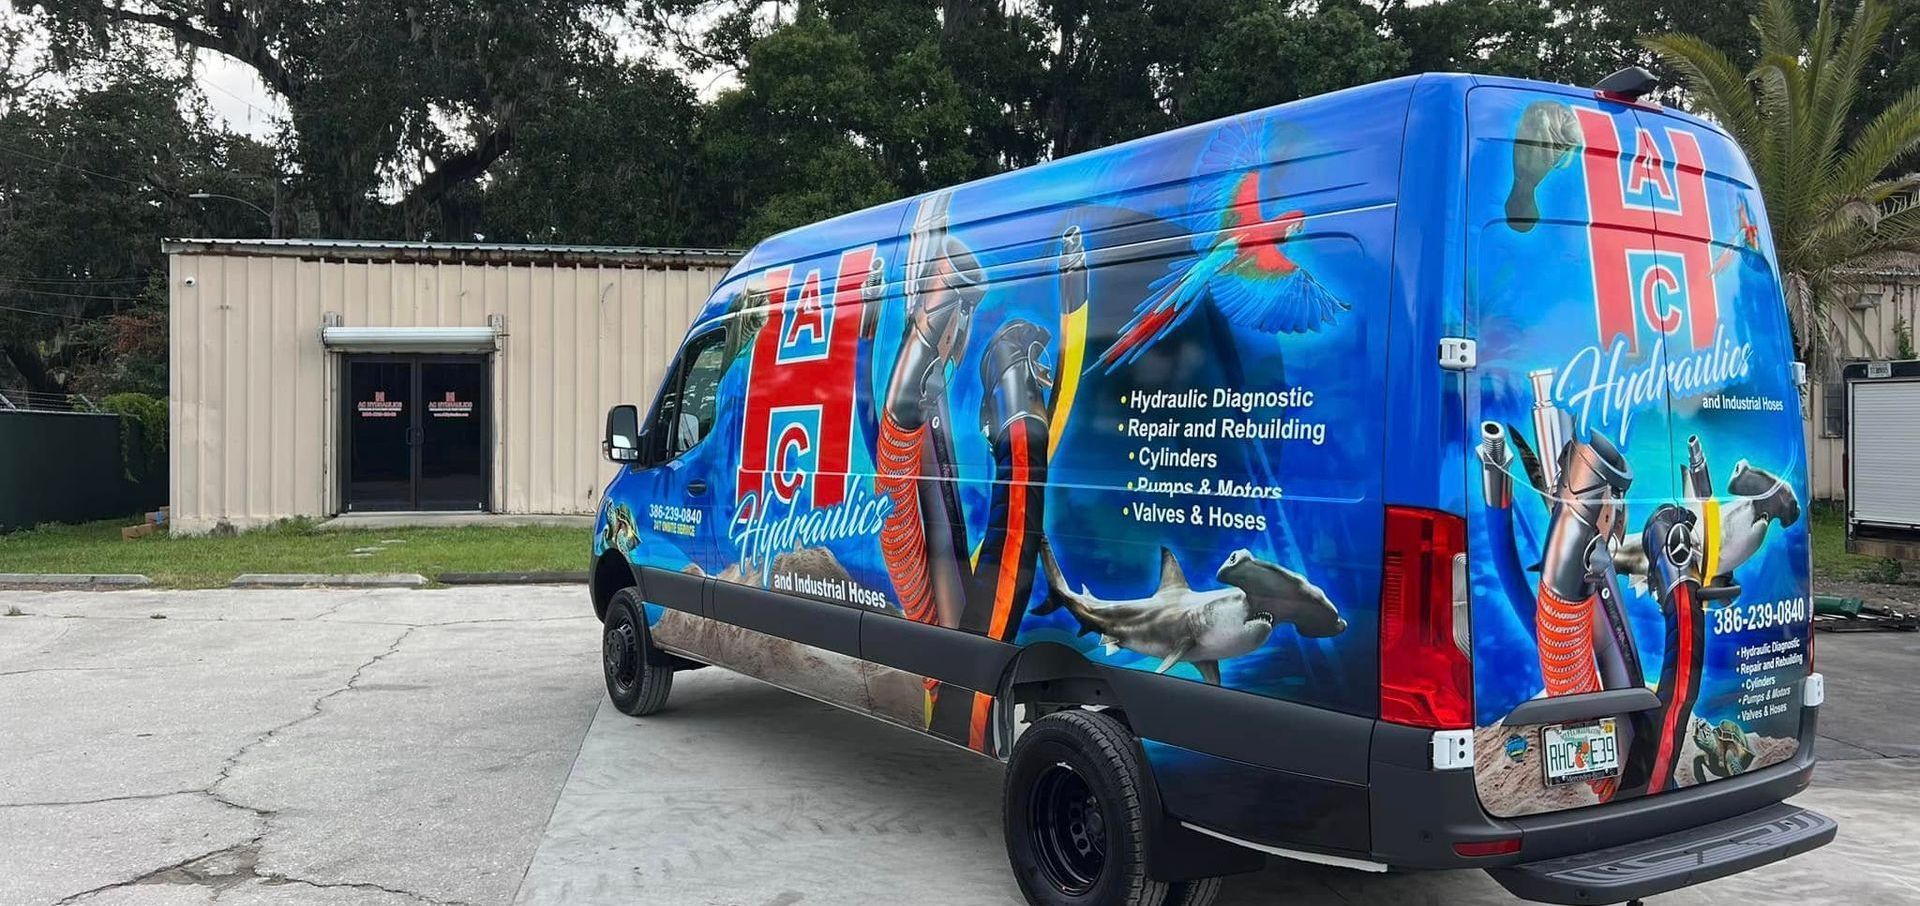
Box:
1646, 0, 1920, 363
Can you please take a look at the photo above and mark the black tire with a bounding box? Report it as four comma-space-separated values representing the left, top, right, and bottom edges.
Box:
602, 588, 673, 716
1162, 876, 1223, 906
1005, 709, 1168, 906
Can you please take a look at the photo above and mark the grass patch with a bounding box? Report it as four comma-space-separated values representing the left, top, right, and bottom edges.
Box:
1811, 503, 1911, 584
0, 517, 587, 588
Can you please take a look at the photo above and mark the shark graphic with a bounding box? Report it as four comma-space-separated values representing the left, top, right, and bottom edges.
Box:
1034, 542, 1347, 685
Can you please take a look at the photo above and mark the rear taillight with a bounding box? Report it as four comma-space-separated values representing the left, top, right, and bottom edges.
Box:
1380, 506, 1474, 729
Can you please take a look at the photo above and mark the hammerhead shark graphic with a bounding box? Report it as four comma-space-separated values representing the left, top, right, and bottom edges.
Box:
1035, 541, 1346, 685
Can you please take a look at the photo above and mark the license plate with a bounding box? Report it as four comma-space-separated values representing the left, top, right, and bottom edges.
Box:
1541, 719, 1620, 786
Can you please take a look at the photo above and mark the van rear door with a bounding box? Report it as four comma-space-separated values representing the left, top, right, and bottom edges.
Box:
1642, 109, 1813, 788
1459, 85, 1812, 818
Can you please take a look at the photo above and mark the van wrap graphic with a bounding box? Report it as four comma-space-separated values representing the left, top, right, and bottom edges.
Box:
598, 79, 1407, 754
1466, 88, 1810, 817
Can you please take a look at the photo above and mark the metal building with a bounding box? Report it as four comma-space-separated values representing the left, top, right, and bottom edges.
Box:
1804, 254, 1920, 501
166, 239, 737, 535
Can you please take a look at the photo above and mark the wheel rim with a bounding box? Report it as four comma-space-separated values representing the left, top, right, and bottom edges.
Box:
1028, 760, 1107, 895
604, 617, 639, 694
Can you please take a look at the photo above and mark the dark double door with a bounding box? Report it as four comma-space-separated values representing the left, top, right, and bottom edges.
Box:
345, 355, 489, 512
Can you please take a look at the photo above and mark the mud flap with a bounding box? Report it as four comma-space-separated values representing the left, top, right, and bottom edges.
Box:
1146, 819, 1267, 883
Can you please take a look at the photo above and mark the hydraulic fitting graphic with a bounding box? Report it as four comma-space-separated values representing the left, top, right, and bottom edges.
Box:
1625, 503, 1708, 796
1686, 435, 1713, 500
1477, 421, 1515, 509
1529, 368, 1571, 492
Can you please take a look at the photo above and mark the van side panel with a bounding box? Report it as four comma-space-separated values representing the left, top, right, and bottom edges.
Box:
600, 79, 1411, 851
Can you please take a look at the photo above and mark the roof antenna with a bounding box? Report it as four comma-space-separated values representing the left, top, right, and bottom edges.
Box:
1595, 66, 1659, 102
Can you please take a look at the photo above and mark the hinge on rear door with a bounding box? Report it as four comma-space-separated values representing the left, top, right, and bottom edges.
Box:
1439, 337, 1477, 372
1431, 729, 1475, 770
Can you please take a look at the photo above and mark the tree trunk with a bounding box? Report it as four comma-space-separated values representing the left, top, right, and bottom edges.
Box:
1785, 272, 1818, 365
1045, 13, 1078, 160
1, 340, 65, 397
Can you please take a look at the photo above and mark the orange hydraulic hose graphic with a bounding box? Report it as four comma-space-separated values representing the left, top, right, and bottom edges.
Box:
968, 693, 994, 753
1536, 587, 1601, 697
1535, 586, 1617, 798
1532, 431, 1633, 801
878, 195, 1064, 756
987, 426, 1033, 640
876, 411, 935, 625
968, 425, 1034, 752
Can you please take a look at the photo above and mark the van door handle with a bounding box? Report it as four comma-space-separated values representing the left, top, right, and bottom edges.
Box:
1503, 687, 1662, 726
685, 479, 709, 497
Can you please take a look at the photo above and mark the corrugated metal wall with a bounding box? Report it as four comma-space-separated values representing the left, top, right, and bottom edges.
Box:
169, 252, 725, 533
1805, 278, 1920, 500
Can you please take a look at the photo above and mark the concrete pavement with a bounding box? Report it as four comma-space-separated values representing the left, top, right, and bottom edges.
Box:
3, 586, 1917, 905
0, 587, 601, 906
517, 655, 1920, 906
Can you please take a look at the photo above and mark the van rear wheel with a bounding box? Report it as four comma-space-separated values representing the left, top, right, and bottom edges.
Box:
603, 588, 672, 716
1004, 709, 1167, 906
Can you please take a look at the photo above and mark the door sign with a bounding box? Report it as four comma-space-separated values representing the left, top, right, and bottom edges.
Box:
427, 390, 473, 419
357, 390, 403, 418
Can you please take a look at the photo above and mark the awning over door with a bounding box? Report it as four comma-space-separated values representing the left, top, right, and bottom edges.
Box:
320, 326, 499, 353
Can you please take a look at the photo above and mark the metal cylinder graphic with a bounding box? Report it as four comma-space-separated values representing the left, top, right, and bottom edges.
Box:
1529, 368, 1569, 492
1686, 435, 1712, 500
1478, 421, 1514, 509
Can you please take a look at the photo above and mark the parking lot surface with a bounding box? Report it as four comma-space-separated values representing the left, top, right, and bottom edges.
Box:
2, 586, 1916, 905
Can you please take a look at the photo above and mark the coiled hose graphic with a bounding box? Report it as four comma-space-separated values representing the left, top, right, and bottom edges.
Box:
876, 412, 935, 625
1536, 586, 1602, 697
1536, 583, 1615, 799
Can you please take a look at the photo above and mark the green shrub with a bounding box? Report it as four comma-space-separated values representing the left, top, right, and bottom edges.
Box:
99, 392, 167, 461
1863, 557, 1907, 584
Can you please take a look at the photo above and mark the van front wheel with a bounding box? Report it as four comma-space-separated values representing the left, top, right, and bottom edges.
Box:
603, 588, 672, 716
1004, 709, 1167, 906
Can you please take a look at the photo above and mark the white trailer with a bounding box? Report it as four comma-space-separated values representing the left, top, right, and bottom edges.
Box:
1847, 359, 1920, 558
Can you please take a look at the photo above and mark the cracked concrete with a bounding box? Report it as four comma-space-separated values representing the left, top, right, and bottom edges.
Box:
50, 838, 480, 906
0, 586, 600, 906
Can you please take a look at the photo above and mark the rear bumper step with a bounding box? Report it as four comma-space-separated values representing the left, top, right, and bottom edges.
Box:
1486, 802, 1835, 905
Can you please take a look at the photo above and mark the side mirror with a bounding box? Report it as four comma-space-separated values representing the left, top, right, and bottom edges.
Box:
604, 404, 643, 464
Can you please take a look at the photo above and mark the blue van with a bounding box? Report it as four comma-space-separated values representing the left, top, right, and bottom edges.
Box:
590, 70, 1833, 905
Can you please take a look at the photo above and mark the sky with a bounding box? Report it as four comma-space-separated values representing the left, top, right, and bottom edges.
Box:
192, 54, 286, 140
